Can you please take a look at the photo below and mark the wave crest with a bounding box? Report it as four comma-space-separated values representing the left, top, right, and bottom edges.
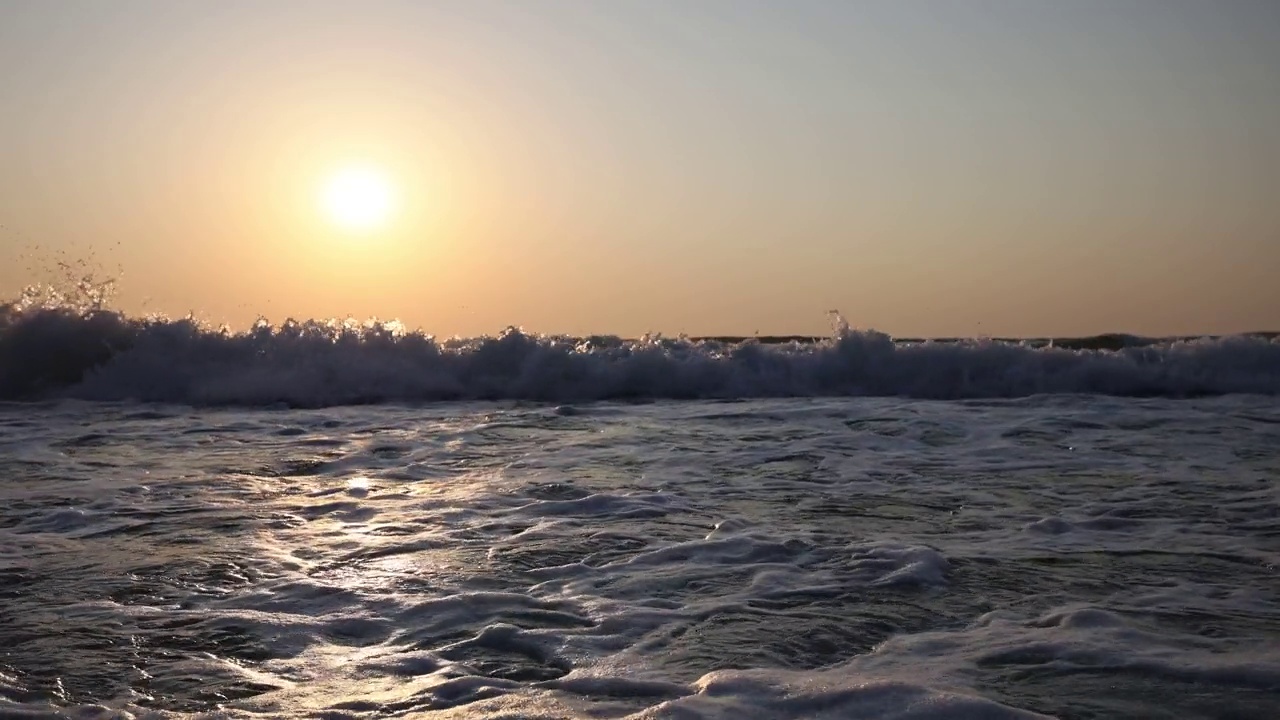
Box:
2, 304, 1277, 406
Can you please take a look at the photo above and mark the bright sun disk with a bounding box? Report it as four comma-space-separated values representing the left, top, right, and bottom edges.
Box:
321, 167, 395, 231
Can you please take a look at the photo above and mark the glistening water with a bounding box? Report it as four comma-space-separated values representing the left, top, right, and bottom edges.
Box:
2, 395, 1277, 719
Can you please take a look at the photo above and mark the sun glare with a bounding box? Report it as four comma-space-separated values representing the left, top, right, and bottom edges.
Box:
321, 166, 396, 231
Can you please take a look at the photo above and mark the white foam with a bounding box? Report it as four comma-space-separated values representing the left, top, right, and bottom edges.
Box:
3, 304, 1278, 405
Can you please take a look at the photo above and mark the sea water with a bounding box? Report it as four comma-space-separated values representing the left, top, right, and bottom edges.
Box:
1, 308, 1278, 718
2, 394, 1278, 719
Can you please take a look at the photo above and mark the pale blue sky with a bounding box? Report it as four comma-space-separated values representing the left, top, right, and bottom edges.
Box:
2, 1, 1277, 336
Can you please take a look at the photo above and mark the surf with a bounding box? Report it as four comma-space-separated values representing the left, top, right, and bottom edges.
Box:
3, 297, 1278, 406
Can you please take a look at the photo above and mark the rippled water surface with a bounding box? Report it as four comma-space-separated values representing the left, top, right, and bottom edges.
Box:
2, 397, 1278, 719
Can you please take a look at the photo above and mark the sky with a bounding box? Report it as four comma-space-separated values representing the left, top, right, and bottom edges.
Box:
1, 0, 1277, 338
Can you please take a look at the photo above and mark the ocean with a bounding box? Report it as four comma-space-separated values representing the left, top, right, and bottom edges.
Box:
1, 305, 1278, 719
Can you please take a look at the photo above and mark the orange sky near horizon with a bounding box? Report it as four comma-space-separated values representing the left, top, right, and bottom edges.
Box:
1, 1, 1278, 338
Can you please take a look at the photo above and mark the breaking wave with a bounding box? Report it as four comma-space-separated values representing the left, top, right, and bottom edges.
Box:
2, 300, 1277, 406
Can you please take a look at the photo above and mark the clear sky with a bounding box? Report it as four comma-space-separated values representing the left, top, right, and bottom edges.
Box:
1, 0, 1277, 338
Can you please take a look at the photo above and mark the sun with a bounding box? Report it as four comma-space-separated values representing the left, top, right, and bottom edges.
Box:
321, 166, 396, 231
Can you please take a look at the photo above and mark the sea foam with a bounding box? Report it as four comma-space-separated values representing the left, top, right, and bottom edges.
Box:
2, 303, 1278, 406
